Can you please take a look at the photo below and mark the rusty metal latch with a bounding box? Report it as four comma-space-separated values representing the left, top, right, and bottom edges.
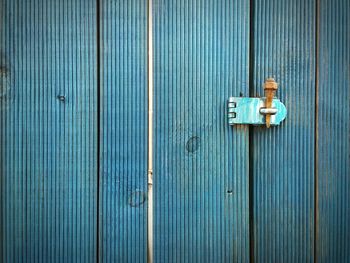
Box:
227, 78, 287, 127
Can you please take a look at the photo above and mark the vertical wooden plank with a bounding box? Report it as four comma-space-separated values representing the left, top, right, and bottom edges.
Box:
153, 0, 250, 261
99, 0, 148, 261
0, 0, 97, 262
252, 0, 316, 262
317, 0, 350, 262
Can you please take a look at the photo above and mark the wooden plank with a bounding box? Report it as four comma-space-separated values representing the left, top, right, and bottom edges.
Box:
317, 0, 350, 261
99, 0, 148, 261
0, 0, 97, 261
252, 0, 316, 262
153, 0, 250, 261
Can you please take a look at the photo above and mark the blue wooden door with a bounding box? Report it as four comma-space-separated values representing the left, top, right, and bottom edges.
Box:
251, 0, 349, 262
1, 0, 349, 262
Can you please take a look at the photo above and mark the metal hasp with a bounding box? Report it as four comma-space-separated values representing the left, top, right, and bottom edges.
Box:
228, 78, 287, 127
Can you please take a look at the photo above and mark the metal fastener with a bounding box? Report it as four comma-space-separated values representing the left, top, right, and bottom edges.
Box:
263, 78, 278, 128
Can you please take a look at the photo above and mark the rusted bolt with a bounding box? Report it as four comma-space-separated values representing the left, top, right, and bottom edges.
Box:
264, 78, 278, 128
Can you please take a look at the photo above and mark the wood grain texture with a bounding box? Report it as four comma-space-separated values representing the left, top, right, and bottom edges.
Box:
317, 0, 350, 261
99, 0, 148, 262
153, 0, 250, 261
0, 0, 97, 261
252, 0, 316, 262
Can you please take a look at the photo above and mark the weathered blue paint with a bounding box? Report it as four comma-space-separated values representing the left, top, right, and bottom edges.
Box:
0, 0, 349, 262
317, 0, 350, 261
228, 97, 287, 126
0, 0, 97, 262
153, 0, 250, 261
252, 0, 316, 262
99, 0, 148, 262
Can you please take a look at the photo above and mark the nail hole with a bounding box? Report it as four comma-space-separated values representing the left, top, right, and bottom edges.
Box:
227, 190, 233, 194
0, 66, 10, 98
0, 66, 8, 76
186, 136, 200, 153
57, 95, 66, 102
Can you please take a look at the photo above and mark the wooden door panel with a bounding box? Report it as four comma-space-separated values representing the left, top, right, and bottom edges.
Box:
0, 0, 98, 261
252, 0, 316, 262
153, 0, 250, 261
317, 0, 350, 261
99, 0, 148, 262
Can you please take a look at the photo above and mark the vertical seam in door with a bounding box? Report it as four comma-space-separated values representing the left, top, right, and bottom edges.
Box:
147, 0, 154, 261
96, 0, 101, 261
314, 0, 320, 262
248, 0, 255, 262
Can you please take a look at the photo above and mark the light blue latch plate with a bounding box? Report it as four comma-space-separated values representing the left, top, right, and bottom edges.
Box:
228, 97, 287, 126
